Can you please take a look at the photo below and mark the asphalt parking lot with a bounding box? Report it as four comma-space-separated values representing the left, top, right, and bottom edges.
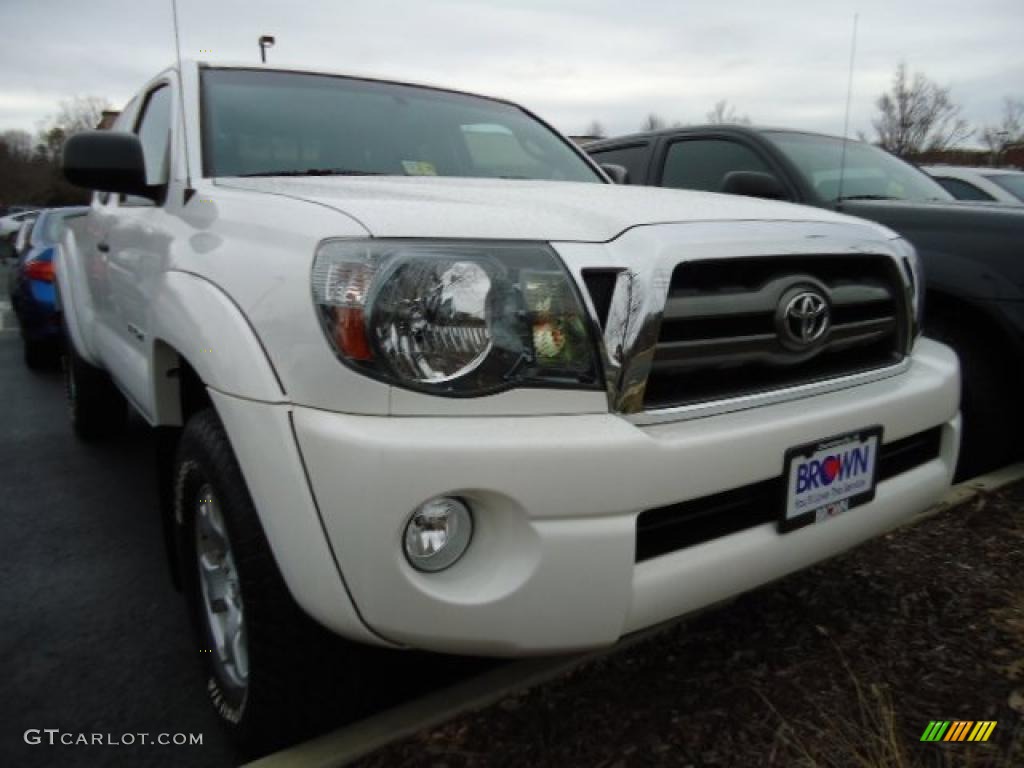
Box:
0, 334, 493, 767
0, 334, 237, 767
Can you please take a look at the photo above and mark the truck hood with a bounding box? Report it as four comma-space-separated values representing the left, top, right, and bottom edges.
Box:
838, 198, 1024, 298
216, 176, 868, 242
838, 198, 1024, 235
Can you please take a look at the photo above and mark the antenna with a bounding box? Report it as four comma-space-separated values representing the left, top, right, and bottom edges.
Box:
171, 0, 194, 195
836, 12, 859, 206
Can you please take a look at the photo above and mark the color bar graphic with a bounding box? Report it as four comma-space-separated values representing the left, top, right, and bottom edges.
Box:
920, 721, 996, 742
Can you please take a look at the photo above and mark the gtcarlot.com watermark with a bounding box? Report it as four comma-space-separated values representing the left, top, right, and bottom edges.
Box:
25, 729, 203, 746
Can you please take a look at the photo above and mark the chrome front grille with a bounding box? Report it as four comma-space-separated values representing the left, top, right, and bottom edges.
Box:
642, 255, 908, 410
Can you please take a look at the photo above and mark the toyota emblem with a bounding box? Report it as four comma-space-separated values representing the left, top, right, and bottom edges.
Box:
779, 290, 830, 349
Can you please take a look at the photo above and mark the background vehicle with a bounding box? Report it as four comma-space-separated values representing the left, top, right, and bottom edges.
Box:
588, 126, 1024, 478
58, 63, 959, 756
11, 215, 38, 259
923, 165, 1024, 205
8, 206, 87, 368
0, 208, 38, 236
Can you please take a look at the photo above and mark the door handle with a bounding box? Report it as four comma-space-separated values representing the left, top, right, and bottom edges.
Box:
97, 242, 110, 253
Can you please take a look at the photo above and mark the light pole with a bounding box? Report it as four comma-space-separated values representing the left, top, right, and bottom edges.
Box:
259, 35, 275, 63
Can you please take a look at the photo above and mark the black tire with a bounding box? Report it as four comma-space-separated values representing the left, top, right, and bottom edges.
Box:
174, 409, 361, 758
23, 339, 51, 370
926, 315, 1020, 481
62, 341, 127, 441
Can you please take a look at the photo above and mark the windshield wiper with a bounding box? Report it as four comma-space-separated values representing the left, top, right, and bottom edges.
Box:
836, 194, 898, 201
234, 168, 386, 178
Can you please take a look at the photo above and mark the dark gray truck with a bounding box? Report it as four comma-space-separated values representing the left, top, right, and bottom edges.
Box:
588, 126, 1024, 477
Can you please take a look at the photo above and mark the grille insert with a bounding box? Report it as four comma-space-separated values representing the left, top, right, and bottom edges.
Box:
643, 256, 908, 410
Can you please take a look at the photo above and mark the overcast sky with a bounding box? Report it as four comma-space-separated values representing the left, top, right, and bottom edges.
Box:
1, 0, 1021, 145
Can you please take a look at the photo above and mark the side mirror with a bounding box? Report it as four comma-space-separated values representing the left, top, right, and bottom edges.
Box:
720, 171, 788, 201
62, 131, 160, 201
600, 163, 629, 185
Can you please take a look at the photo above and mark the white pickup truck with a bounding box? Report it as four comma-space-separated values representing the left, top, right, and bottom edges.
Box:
59, 61, 960, 753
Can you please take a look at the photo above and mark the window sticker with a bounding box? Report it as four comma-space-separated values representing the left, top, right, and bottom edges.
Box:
402, 160, 438, 176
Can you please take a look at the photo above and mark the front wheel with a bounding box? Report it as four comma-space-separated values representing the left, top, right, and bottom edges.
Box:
175, 409, 361, 757
24, 339, 53, 371
926, 315, 1019, 480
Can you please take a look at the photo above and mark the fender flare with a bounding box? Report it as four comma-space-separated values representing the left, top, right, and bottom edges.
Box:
919, 245, 1022, 303
148, 270, 286, 426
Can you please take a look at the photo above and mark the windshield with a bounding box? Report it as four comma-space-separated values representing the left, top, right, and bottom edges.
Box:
987, 173, 1024, 202
765, 131, 953, 203
201, 68, 602, 183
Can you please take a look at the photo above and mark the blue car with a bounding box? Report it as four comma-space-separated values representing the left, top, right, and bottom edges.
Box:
8, 206, 88, 369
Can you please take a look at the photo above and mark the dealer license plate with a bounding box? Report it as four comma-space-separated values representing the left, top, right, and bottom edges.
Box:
780, 427, 882, 533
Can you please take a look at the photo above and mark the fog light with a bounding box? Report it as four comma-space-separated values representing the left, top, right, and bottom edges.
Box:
403, 497, 473, 572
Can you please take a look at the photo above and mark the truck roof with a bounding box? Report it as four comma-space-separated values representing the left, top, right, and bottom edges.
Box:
586, 124, 854, 150
172, 59, 518, 110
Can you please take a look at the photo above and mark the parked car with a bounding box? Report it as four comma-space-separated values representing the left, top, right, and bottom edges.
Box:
59, 62, 959, 755
1, 204, 36, 216
11, 216, 37, 259
8, 206, 88, 368
587, 126, 1024, 478
923, 165, 1024, 205
0, 208, 39, 236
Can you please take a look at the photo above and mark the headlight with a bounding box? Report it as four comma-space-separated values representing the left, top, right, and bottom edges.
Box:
312, 239, 601, 395
891, 237, 923, 339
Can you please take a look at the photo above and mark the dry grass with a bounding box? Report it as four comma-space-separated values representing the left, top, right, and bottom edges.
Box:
756, 647, 1023, 768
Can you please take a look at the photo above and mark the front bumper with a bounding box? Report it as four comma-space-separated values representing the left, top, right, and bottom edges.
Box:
219, 338, 959, 655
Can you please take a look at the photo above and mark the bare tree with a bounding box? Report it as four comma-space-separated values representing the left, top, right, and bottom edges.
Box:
30, 95, 112, 164
0, 95, 110, 207
0, 133, 49, 207
1, 130, 34, 159
706, 99, 751, 125
585, 120, 606, 139
981, 97, 1024, 160
641, 113, 666, 132
46, 95, 113, 135
872, 62, 971, 156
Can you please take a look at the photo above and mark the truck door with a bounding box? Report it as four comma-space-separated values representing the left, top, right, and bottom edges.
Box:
101, 82, 175, 420
586, 141, 653, 185
77, 102, 140, 374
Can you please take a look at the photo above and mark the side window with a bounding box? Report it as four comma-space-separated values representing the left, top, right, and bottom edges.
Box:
661, 138, 774, 192
135, 85, 173, 186
589, 143, 650, 184
97, 103, 138, 206
934, 177, 995, 202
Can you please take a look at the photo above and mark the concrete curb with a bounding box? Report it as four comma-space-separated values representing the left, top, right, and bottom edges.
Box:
242, 620, 674, 768
242, 462, 1024, 768
911, 462, 1024, 523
